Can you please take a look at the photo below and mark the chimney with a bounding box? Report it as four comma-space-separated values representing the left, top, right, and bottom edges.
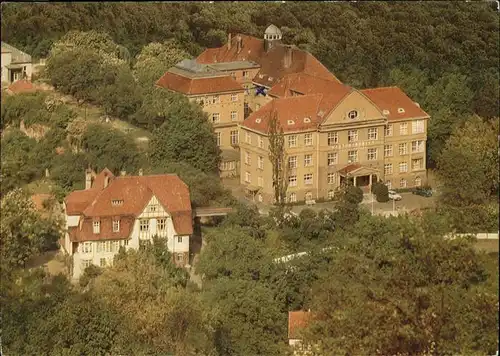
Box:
120, 170, 126, 176
236, 35, 242, 53
284, 46, 292, 69
228, 33, 232, 50
85, 169, 93, 190
139, 169, 143, 176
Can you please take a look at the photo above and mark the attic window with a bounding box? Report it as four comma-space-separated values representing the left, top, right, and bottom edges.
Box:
398, 108, 405, 113
303, 117, 311, 123
383, 109, 390, 115
348, 110, 358, 119
259, 74, 264, 79
318, 110, 325, 118
111, 200, 124, 206
287, 120, 295, 125
414, 102, 420, 107
268, 77, 274, 81
255, 118, 262, 123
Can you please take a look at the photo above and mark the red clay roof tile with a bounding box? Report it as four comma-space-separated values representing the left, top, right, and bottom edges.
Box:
196, 34, 265, 64
361, 86, 430, 121
156, 72, 243, 95
288, 311, 312, 340
7, 80, 37, 94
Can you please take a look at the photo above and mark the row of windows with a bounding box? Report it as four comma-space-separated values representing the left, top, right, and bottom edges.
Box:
244, 172, 264, 187
93, 220, 120, 234
385, 177, 422, 189
384, 159, 424, 175
211, 111, 239, 124
220, 160, 236, 171
242, 120, 425, 148
81, 257, 114, 270
197, 94, 239, 106
139, 218, 169, 232
245, 132, 265, 148
216, 130, 240, 147
81, 239, 128, 254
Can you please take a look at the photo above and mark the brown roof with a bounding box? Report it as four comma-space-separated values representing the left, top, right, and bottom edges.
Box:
338, 164, 363, 175
288, 311, 312, 339
243, 83, 351, 135
7, 80, 37, 94
196, 34, 265, 65
196, 33, 339, 87
253, 45, 339, 87
65, 169, 193, 241
156, 72, 243, 95
361, 86, 430, 121
268, 72, 345, 98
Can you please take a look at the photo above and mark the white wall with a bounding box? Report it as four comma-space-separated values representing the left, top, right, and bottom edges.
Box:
72, 240, 128, 280
1, 52, 11, 83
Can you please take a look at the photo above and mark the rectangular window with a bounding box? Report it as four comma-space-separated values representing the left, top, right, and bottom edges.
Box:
112, 219, 120, 233
112, 241, 120, 252
411, 140, 425, 153
81, 259, 92, 269
304, 173, 313, 185
289, 193, 297, 202
368, 128, 378, 140
384, 145, 393, 157
327, 173, 336, 185
412, 158, 424, 171
384, 164, 393, 175
212, 113, 220, 124
82, 242, 92, 254
288, 156, 297, 169
245, 171, 251, 183
231, 111, 238, 121
385, 124, 393, 137
177, 236, 183, 243
348, 150, 358, 163
139, 219, 149, 232
216, 132, 221, 146
327, 152, 338, 166
242, 71, 249, 78
288, 175, 297, 187
258, 176, 264, 187
105, 241, 112, 253
304, 133, 313, 146
245, 151, 251, 165
304, 154, 313, 167
367, 148, 377, 161
100, 258, 107, 267
258, 156, 264, 170
212, 95, 220, 104
230, 130, 239, 145
93, 221, 100, 234
157, 218, 166, 231
400, 122, 408, 135
348, 130, 358, 143
399, 162, 408, 173
231, 94, 238, 102
400, 178, 407, 188
258, 136, 264, 148
412, 120, 424, 134
399, 143, 408, 155
245, 132, 251, 144
288, 135, 297, 148
327, 132, 338, 145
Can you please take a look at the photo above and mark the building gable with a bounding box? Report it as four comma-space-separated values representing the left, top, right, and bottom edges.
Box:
138, 195, 170, 218
320, 90, 385, 128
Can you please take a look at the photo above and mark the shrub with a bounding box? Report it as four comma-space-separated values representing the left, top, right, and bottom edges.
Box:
372, 181, 389, 202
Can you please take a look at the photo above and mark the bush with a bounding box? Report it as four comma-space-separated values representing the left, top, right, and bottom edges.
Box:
372, 181, 389, 202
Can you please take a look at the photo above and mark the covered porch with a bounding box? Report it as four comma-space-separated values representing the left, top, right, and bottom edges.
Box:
338, 164, 380, 193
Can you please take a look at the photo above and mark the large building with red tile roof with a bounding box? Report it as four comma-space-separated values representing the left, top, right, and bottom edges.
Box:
156, 59, 244, 177
239, 85, 430, 203
62, 168, 193, 280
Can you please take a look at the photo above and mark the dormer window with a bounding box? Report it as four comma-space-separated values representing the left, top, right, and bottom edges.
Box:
398, 108, 405, 113
259, 74, 264, 79
287, 120, 295, 125
112, 200, 123, 206
318, 110, 325, 118
268, 77, 273, 81
383, 109, 390, 115
303, 117, 311, 123
255, 118, 262, 123
112, 219, 120, 233
93, 221, 100, 234
348, 110, 358, 119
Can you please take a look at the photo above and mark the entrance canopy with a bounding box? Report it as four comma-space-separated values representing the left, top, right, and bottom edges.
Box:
338, 164, 380, 177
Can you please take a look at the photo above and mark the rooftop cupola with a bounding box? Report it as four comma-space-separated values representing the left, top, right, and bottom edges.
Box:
264, 24, 282, 52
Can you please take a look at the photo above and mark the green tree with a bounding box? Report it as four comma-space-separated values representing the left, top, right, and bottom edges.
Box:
268, 110, 288, 207
0, 189, 60, 273
332, 182, 364, 228
303, 214, 498, 355
81, 123, 140, 174
134, 40, 191, 92
436, 116, 499, 232
148, 91, 221, 174
371, 180, 389, 202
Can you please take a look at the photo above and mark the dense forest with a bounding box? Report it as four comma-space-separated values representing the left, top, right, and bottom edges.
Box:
1, 2, 499, 355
